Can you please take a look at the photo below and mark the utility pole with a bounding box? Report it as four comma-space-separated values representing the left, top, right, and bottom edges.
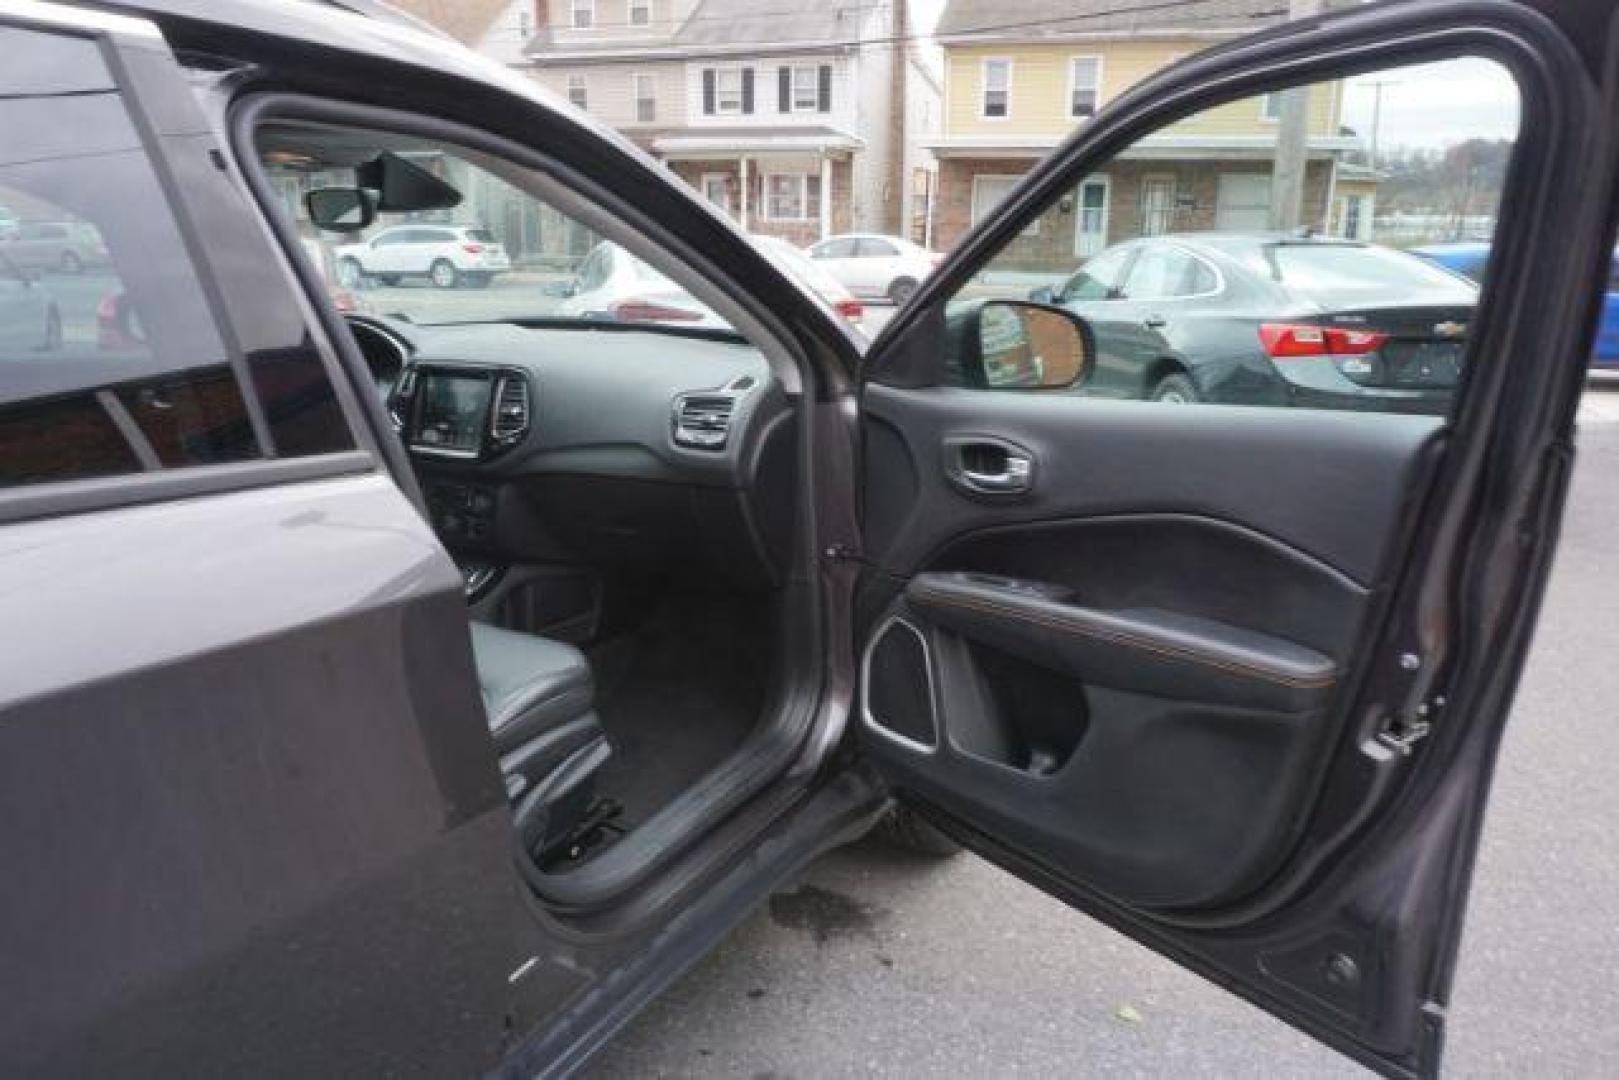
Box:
1268, 0, 1322, 230
1365, 79, 1402, 167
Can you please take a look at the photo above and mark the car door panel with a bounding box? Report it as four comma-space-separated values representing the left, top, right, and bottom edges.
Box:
859, 385, 1438, 908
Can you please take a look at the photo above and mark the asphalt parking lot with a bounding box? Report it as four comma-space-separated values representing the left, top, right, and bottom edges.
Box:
586, 385, 1619, 1078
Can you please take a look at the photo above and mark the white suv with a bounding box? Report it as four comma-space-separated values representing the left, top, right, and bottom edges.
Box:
336, 223, 510, 289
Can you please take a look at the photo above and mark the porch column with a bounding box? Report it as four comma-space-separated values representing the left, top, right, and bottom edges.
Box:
819, 154, 833, 242
738, 156, 750, 231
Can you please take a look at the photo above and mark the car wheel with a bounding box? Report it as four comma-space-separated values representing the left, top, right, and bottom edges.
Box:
874, 806, 961, 859
59, 251, 82, 274
338, 258, 363, 289
431, 259, 460, 289
1150, 372, 1202, 403
887, 276, 918, 305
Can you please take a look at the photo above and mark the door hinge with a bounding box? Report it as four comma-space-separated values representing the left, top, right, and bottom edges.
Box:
1376, 694, 1443, 755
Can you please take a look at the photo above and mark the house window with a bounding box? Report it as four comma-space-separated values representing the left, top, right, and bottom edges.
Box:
1073, 175, 1109, 256
971, 174, 1038, 236
634, 73, 656, 122
1260, 92, 1282, 121
518, 7, 532, 36
571, 0, 593, 28
715, 68, 743, 114
764, 172, 820, 221
1140, 175, 1177, 236
1070, 57, 1102, 119
701, 173, 733, 217
1341, 194, 1365, 239
791, 65, 819, 111
567, 75, 587, 109
982, 59, 1010, 119
630, 0, 651, 26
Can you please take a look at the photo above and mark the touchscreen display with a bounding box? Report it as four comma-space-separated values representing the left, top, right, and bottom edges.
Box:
414, 373, 490, 453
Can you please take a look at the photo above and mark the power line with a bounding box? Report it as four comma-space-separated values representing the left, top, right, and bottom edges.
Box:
528, 0, 1288, 54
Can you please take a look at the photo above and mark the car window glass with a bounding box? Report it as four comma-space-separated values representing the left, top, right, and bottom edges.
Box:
1059, 247, 1131, 301
857, 238, 898, 258
816, 238, 856, 259
1124, 247, 1197, 300
944, 57, 1520, 413
269, 130, 738, 332
0, 27, 351, 490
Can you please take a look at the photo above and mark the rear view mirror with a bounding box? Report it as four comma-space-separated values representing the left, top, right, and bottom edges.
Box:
305, 188, 376, 233
969, 300, 1094, 390
355, 151, 463, 214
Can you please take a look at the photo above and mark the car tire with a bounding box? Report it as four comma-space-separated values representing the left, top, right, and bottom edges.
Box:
431, 259, 460, 289
59, 251, 82, 274
1150, 372, 1202, 403
338, 258, 364, 289
887, 276, 918, 305
875, 805, 962, 859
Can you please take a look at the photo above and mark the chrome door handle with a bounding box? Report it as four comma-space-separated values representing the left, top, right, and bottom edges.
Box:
1141, 314, 1167, 330
946, 437, 1035, 496
961, 455, 1032, 492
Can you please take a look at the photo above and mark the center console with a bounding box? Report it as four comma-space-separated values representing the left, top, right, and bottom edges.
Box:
394, 362, 532, 599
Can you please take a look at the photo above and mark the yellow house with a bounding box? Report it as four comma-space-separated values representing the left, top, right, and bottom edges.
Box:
927, 0, 1375, 268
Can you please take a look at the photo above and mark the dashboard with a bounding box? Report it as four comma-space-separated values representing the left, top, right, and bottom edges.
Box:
344, 316, 798, 591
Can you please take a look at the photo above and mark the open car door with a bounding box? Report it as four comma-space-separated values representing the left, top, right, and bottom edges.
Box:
852, 2, 1619, 1077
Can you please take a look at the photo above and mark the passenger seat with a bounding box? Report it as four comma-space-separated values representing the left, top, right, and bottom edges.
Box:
468, 622, 609, 859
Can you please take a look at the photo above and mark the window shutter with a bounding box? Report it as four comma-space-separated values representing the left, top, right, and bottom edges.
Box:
818, 65, 832, 112
741, 67, 754, 113
702, 68, 715, 115
778, 66, 790, 112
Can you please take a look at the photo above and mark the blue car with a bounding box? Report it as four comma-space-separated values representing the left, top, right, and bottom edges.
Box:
1414, 241, 1619, 366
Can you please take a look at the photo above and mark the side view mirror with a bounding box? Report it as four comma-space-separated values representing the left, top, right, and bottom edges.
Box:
960, 300, 1095, 391
1027, 284, 1056, 304
305, 188, 377, 233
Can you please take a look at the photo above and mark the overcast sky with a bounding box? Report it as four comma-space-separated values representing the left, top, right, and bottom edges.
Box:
1340, 58, 1521, 152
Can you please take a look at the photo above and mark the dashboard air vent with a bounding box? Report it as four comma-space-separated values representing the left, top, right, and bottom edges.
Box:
491, 375, 530, 446
672, 393, 735, 450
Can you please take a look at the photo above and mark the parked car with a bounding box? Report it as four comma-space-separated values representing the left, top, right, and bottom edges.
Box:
806, 232, 940, 303
558, 236, 865, 330
750, 234, 865, 329
0, 4, 1613, 1080
2, 219, 109, 273
1414, 240, 1619, 367
335, 222, 510, 288
0, 250, 59, 350
1030, 233, 1478, 413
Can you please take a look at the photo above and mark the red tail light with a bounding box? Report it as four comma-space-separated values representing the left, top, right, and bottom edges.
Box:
1259, 323, 1388, 358
461, 243, 484, 254
609, 298, 703, 323
834, 298, 864, 322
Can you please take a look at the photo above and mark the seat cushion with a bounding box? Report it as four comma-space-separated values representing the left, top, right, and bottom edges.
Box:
468, 622, 595, 755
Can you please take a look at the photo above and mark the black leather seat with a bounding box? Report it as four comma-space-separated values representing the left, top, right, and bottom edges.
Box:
469, 621, 596, 755
468, 622, 609, 861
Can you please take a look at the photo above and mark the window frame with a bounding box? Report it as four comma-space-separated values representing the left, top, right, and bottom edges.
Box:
762, 171, 815, 222
971, 173, 1038, 236
981, 58, 1012, 120
566, 74, 588, 110
629, 0, 652, 27
1072, 173, 1111, 257
570, 0, 594, 30
714, 66, 744, 115
1259, 91, 1282, 121
633, 72, 656, 123
1068, 55, 1103, 120
789, 64, 819, 113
